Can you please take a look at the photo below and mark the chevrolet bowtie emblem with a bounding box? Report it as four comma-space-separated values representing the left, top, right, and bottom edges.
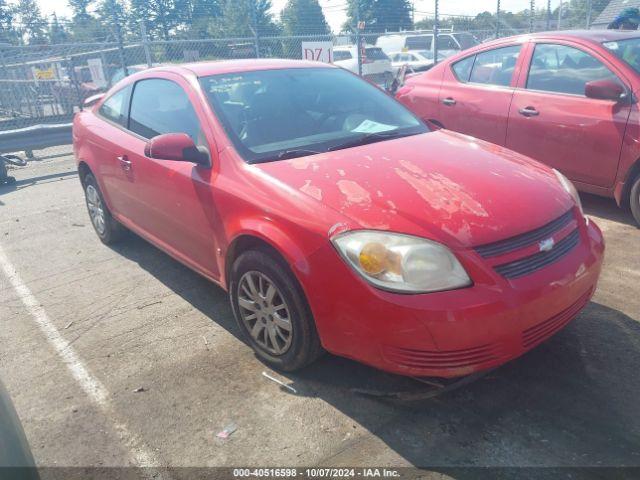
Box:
539, 238, 555, 252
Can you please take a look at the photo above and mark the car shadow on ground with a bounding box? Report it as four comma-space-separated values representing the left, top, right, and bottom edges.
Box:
110, 234, 640, 473
581, 192, 637, 228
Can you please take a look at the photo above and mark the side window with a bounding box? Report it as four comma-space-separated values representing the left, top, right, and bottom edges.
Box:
469, 45, 521, 87
129, 79, 205, 145
527, 43, 621, 96
98, 85, 131, 126
437, 35, 460, 51
452, 55, 475, 82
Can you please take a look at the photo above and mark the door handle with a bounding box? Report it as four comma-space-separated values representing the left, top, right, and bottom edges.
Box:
442, 97, 456, 106
518, 107, 539, 117
117, 155, 131, 171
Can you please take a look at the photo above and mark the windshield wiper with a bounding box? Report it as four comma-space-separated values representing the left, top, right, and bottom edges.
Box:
273, 149, 323, 161
327, 130, 413, 152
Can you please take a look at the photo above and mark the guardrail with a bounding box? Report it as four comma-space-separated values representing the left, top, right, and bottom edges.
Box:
0, 123, 72, 185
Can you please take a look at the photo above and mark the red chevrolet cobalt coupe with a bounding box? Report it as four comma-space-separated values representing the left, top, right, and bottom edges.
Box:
73, 60, 604, 378
396, 30, 640, 226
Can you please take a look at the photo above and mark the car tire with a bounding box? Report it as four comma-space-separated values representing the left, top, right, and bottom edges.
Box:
631, 174, 640, 227
82, 172, 126, 244
229, 248, 324, 372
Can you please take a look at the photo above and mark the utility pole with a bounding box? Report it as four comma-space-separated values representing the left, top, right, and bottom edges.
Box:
356, 0, 362, 76
434, 0, 439, 65
496, 0, 501, 39
586, 0, 592, 28
546, 0, 551, 30
530, 0, 535, 33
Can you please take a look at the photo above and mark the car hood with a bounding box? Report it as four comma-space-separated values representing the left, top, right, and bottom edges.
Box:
255, 130, 573, 248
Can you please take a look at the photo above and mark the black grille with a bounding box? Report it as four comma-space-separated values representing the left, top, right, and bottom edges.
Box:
475, 209, 574, 259
494, 229, 580, 279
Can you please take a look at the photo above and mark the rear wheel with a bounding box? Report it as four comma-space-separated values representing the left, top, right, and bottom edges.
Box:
83, 173, 126, 244
631, 174, 640, 227
229, 249, 323, 371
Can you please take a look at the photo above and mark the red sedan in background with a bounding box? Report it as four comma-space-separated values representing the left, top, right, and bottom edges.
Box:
396, 30, 640, 226
73, 60, 603, 378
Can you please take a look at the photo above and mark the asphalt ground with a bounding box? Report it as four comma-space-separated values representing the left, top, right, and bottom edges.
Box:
1, 151, 639, 479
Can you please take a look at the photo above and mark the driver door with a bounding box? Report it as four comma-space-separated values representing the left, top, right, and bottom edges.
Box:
117, 75, 222, 278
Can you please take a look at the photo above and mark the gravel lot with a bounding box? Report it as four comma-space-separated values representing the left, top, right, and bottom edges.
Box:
1, 151, 639, 477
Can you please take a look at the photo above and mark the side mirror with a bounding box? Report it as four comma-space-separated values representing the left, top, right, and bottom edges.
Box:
144, 133, 210, 166
585, 80, 627, 102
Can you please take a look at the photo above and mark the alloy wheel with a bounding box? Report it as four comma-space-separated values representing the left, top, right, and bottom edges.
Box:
85, 184, 106, 235
237, 271, 293, 355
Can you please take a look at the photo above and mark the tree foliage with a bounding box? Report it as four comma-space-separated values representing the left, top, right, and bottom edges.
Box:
281, 0, 329, 36
344, 0, 413, 33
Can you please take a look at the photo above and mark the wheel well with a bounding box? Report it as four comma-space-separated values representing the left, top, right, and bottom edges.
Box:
621, 160, 640, 209
224, 235, 289, 287
77, 161, 92, 187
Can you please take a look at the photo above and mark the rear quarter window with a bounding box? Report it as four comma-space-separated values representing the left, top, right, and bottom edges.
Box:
97, 85, 131, 127
452, 56, 475, 82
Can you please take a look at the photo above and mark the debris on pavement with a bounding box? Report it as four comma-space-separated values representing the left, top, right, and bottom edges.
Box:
262, 371, 297, 394
216, 423, 237, 440
133, 387, 146, 393
137, 301, 162, 310
64, 321, 74, 329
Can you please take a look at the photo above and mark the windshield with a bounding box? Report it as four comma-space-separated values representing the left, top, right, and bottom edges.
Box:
603, 38, 640, 73
200, 68, 427, 164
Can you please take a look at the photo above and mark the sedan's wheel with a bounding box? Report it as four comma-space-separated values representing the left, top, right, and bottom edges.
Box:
238, 271, 293, 355
83, 173, 126, 244
631, 174, 640, 228
230, 249, 323, 371
86, 184, 106, 236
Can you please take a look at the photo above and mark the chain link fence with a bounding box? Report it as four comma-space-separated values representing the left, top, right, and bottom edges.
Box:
0, 0, 599, 169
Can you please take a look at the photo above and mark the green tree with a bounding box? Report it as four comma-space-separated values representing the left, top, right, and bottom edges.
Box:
49, 13, 71, 43
344, 0, 412, 33
0, 0, 19, 44
16, 0, 47, 45
211, 0, 280, 37
68, 0, 104, 42
281, 0, 329, 35
179, 0, 222, 38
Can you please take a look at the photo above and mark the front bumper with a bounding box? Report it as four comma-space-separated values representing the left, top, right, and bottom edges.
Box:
300, 216, 604, 378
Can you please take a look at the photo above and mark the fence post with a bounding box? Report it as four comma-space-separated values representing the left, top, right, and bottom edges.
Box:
251, 2, 260, 58
356, 0, 362, 76
496, 0, 501, 38
433, 0, 439, 65
557, 0, 562, 30
110, 0, 128, 76
140, 21, 153, 67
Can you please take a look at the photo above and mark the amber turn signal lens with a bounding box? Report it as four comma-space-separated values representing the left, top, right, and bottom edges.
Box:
358, 242, 402, 277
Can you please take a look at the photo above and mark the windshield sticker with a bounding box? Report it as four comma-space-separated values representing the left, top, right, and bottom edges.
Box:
351, 120, 398, 134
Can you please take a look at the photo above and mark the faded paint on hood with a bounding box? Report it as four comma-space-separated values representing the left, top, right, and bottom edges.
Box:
255, 130, 573, 248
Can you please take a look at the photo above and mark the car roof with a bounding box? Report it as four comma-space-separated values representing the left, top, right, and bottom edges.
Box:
486, 29, 640, 47
158, 59, 336, 77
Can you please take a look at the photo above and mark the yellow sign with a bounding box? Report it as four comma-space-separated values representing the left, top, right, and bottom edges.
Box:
34, 67, 55, 80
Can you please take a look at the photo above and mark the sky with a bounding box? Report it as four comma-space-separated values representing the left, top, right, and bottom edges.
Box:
34, 0, 555, 33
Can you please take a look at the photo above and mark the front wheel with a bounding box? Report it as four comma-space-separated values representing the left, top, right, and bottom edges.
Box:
631, 174, 640, 227
229, 249, 323, 371
82, 172, 126, 244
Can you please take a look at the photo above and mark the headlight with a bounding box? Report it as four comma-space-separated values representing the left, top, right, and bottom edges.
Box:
553, 169, 583, 215
331, 230, 472, 293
